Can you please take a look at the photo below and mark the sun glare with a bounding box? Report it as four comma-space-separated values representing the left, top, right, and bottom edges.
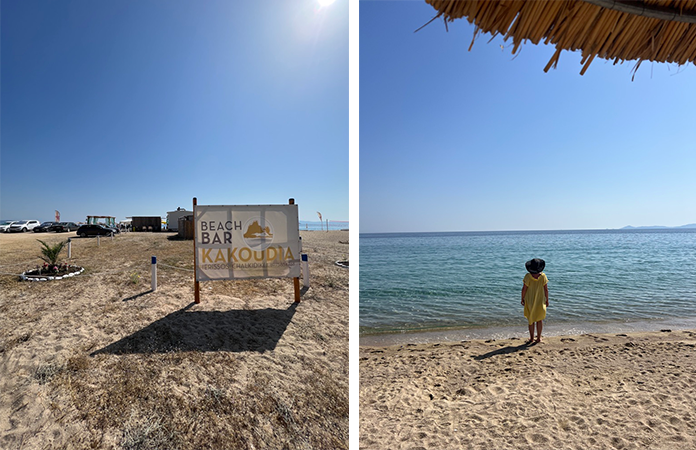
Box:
318, 0, 336, 7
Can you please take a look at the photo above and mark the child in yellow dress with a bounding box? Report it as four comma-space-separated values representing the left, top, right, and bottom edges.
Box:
521, 258, 549, 344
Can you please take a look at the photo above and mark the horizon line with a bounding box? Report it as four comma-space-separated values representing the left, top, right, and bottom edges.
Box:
360, 224, 696, 234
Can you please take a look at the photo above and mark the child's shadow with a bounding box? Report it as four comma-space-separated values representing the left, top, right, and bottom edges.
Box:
473, 343, 532, 360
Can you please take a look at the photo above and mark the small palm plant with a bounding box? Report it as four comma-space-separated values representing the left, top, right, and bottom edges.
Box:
37, 239, 67, 266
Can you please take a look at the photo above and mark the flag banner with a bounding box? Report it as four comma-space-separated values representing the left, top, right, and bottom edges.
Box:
55, 210, 60, 222
194, 204, 300, 281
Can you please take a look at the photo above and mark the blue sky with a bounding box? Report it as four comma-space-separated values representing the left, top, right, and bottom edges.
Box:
360, 1, 696, 233
1, 0, 348, 224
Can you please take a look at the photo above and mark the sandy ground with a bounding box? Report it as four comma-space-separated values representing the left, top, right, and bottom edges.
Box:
360, 330, 696, 450
0, 230, 348, 449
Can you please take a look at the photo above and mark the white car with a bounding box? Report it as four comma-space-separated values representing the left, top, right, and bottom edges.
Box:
9, 220, 41, 232
0, 221, 17, 232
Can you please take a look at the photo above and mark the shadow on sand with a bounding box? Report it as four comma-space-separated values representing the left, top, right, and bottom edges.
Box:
166, 234, 191, 241
122, 290, 153, 302
473, 342, 533, 360
91, 302, 297, 355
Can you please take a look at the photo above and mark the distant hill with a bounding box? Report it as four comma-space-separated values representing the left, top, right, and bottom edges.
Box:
622, 224, 696, 229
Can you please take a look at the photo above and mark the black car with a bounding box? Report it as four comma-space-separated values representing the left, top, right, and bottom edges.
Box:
51, 222, 79, 232
33, 222, 57, 233
76, 224, 119, 237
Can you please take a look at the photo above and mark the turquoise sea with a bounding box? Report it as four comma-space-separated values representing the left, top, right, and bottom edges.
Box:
360, 229, 696, 344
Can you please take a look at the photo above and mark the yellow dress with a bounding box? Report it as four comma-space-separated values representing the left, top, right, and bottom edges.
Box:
523, 273, 548, 325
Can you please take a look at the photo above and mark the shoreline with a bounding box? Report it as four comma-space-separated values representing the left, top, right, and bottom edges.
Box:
360, 316, 696, 347
360, 328, 696, 449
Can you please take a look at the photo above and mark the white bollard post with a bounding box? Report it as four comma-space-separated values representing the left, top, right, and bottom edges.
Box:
151, 256, 157, 292
97, 235, 100, 247
67, 238, 72, 259
111, 231, 114, 241
301, 253, 310, 287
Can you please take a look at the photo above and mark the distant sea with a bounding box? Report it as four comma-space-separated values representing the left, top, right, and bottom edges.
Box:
299, 220, 348, 231
360, 229, 696, 344
0, 220, 348, 232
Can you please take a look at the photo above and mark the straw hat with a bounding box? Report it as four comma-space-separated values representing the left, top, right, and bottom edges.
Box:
525, 258, 545, 274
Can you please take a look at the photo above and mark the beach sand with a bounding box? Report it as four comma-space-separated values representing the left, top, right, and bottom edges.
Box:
360, 330, 696, 450
0, 230, 348, 449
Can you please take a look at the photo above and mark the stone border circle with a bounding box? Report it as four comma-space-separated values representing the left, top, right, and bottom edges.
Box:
20, 266, 85, 282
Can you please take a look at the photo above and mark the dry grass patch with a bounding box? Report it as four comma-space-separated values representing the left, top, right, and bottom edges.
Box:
49, 352, 347, 449
0, 231, 348, 449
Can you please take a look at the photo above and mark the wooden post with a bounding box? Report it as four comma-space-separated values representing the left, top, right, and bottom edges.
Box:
290, 198, 301, 303
293, 277, 301, 303
193, 197, 201, 304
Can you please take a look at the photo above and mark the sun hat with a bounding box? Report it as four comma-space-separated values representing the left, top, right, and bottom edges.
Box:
525, 258, 545, 274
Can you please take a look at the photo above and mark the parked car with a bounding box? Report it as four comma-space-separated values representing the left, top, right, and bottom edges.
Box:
105, 226, 120, 234
9, 220, 41, 232
50, 222, 79, 232
76, 224, 119, 237
0, 221, 17, 232
34, 221, 58, 233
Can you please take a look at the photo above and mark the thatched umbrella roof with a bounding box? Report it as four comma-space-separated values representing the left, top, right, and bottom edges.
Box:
424, 0, 696, 75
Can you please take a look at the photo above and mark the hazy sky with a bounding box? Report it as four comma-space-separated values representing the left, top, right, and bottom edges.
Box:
1, 0, 348, 224
360, 1, 696, 233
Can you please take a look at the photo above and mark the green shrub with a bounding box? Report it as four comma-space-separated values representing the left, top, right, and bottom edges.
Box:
37, 239, 67, 266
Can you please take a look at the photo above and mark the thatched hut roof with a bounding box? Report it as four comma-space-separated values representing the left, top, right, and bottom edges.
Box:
424, 0, 696, 75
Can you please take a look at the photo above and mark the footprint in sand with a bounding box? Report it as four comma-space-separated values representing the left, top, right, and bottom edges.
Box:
489, 385, 507, 395
529, 433, 549, 444
611, 437, 626, 447
569, 416, 588, 429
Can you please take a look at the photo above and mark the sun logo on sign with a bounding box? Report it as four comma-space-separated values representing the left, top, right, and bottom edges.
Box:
243, 217, 274, 250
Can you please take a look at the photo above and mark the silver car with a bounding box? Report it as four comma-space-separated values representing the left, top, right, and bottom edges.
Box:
0, 221, 17, 232
9, 220, 41, 232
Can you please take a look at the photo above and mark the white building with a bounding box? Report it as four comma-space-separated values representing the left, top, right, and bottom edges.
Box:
166, 208, 190, 231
